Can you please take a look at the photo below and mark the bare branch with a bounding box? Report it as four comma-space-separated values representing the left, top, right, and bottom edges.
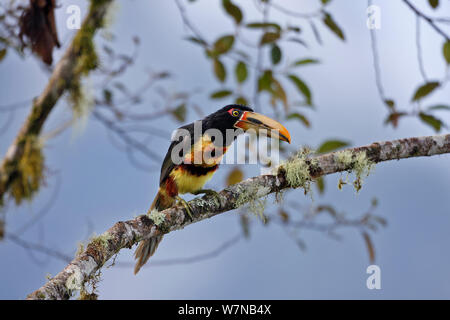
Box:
402, 0, 450, 41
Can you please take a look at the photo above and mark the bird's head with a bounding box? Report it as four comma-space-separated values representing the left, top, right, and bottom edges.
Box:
204, 104, 291, 144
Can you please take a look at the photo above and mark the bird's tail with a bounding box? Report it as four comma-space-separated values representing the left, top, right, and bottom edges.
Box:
134, 189, 175, 274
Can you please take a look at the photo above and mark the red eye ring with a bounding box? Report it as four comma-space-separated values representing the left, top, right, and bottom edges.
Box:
228, 108, 240, 117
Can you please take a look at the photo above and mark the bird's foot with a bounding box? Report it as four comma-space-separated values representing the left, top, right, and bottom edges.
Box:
176, 196, 194, 220
192, 188, 220, 197
192, 189, 221, 203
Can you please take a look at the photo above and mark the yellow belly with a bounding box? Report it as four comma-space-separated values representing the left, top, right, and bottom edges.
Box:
169, 167, 216, 195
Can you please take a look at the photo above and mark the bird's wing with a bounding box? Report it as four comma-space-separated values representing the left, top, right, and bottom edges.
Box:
159, 123, 195, 185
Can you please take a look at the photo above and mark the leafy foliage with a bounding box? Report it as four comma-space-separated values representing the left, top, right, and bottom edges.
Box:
419, 112, 443, 132
412, 82, 440, 101
317, 140, 350, 154
322, 12, 345, 41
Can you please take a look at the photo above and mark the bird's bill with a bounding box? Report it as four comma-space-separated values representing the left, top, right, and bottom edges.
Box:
234, 111, 291, 143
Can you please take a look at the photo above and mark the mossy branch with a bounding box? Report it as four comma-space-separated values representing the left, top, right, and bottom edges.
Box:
0, 0, 114, 207
27, 134, 450, 300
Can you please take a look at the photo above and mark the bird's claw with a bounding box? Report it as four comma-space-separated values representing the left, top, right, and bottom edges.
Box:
192, 189, 219, 197
176, 196, 194, 220
192, 189, 221, 204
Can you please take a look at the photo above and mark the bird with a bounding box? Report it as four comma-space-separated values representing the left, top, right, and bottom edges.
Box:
134, 104, 291, 274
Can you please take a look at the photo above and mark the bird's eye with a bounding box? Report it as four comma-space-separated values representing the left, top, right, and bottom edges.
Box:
232, 110, 240, 117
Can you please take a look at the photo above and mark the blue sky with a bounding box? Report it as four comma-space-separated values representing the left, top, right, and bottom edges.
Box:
1, 0, 450, 299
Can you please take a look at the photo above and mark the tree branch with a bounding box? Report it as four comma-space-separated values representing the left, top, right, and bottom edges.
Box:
26, 134, 450, 299
402, 0, 450, 41
0, 0, 114, 206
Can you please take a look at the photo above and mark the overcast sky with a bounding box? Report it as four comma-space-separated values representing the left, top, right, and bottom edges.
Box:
1, 0, 450, 299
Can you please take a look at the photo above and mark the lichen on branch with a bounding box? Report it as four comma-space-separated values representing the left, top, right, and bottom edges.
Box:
334, 149, 374, 192
8, 135, 45, 205
27, 134, 450, 300
276, 147, 318, 194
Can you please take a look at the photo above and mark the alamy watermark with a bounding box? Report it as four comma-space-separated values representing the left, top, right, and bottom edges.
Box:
367, 5, 381, 30
66, 5, 81, 30
366, 265, 381, 290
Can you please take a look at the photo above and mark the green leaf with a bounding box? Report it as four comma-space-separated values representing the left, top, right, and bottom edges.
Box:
287, 25, 301, 33
260, 32, 281, 45
258, 70, 273, 92
427, 104, 450, 111
412, 81, 440, 101
322, 12, 345, 41
213, 35, 235, 54
246, 22, 281, 32
271, 77, 288, 109
384, 99, 395, 110
226, 167, 244, 185
210, 90, 233, 99
287, 113, 310, 128
235, 61, 248, 83
235, 96, 248, 105
287, 74, 312, 105
321, 0, 332, 4
271, 44, 282, 65
172, 104, 187, 122
0, 48, 6, 62
443, 40, 450, 65
316, 176, 325, 194
428, 0, 439, 9
317, 140, 350, 154
222, 0, 243, 24
419, 112, 443, 132
213, 59, 226, 82
292, 58, 320, 66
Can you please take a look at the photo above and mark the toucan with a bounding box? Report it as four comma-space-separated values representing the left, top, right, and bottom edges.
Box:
134, 105, 291, 274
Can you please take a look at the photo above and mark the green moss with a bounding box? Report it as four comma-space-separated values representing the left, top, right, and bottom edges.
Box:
275, 148, 316, 195
79, 290, 99, 300
69, 22, 98, 117
67, 78, 93, 120
72, 0, 112, 75
235, 184, 268, 221
249, 197, 267, 221
69, 231, 111, 298
102, 1, 119, 29
75, 242, 85, 258
68, 0, 111, 116
90, 233, 113, 252
335, 150, 374, 192
79, 270, 101, 300
148, 209, 166, 226
73, 29, 99, 75
66, 269, 83, 293
336, 150, 353, 166
9, 135, 45, 205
